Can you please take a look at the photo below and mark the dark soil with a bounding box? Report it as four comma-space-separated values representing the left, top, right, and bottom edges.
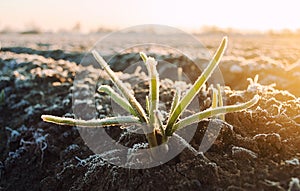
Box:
1, 45, 300, 191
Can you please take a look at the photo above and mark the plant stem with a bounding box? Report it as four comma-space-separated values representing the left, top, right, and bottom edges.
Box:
147, 132, 158, 148
171, 95, 259, 132
154, 110, 165, 136
165, 37, 228, 136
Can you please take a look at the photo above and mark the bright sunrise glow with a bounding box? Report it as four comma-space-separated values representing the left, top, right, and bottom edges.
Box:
0, 0, 299, 32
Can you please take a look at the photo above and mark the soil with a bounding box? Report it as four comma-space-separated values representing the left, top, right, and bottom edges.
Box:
1, 34, 300, 190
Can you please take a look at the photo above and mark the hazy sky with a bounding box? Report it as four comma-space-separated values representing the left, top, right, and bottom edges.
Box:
0, 0, 299, 32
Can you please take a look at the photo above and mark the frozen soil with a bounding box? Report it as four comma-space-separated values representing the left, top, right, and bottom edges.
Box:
1, 41, 300, 190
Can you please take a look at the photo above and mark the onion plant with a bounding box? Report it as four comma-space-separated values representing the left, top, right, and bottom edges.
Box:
42, 37, 259, 156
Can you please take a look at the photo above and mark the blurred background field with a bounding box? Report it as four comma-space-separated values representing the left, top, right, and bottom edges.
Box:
1, 31, 300, 96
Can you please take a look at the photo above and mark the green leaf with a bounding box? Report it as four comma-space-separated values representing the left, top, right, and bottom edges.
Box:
41, 115, 141, 127
217, 84, 225, 120
166, 37, 228, 136
92, 50, 148, 123
139, 52, 147, 63
154, 110, 165, 136
145, 95, 150, 115
211, 87, 218, 108
169, 89, 180, 115
172, 95, 259, 132
140, 52, 159, 130
98, 85, 136, 116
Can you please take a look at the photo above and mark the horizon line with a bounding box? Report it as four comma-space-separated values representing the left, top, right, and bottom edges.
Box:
1, 24, 300, 35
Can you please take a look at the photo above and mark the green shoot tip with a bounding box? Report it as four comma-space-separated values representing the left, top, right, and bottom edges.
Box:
140, 52, 147, 63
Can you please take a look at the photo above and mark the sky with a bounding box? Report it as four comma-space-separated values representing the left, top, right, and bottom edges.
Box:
0, 0, 299, 32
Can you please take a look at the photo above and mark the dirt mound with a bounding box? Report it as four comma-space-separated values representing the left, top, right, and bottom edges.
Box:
1, 49, 300, 190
